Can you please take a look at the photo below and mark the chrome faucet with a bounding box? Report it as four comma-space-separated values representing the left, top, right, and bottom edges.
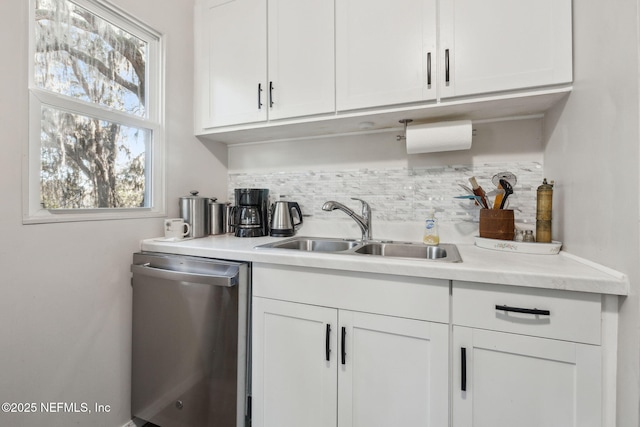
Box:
322, 198, 372, 241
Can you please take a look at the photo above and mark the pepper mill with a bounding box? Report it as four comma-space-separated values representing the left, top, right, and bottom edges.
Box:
536, 179, 554, 243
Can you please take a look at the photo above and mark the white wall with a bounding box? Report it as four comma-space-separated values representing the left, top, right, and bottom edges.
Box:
543, 0, 640, 425
0, 1, 227, 426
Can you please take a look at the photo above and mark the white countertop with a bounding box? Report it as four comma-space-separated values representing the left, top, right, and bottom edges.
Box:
140, 234, 629, 296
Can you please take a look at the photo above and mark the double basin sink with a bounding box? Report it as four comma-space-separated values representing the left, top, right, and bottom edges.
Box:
256, 236, 462, 262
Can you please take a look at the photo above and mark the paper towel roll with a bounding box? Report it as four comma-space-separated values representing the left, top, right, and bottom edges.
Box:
406, 120, 473, 154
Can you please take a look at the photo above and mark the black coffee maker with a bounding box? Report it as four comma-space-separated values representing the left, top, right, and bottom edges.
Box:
232, 188, 269, 237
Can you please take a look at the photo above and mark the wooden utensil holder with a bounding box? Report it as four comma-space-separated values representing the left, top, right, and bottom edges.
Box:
479, 209, 515, 241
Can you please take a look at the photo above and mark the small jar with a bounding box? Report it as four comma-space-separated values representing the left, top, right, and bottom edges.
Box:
514, 229, 524, 242
523, 230, 535, 242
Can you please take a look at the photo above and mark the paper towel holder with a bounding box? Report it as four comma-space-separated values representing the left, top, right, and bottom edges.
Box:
396, 119, 413, 141
396, 118, 478, 142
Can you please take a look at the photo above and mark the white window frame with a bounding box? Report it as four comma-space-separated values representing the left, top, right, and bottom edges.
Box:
24, 0, 166, 224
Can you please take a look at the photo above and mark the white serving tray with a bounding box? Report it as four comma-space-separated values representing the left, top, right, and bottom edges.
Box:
475, 236, 562, 254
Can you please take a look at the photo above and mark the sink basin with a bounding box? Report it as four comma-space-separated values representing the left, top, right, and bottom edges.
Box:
257, 237, 360, 252
355, 242, 462, 262
256, 236, 462, 262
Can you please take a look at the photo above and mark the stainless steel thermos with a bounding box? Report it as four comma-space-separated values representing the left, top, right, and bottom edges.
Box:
209, 198, 228, 235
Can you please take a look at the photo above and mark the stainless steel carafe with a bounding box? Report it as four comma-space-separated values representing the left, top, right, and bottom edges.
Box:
209, 198, 228, 235
270, 201, 303, 237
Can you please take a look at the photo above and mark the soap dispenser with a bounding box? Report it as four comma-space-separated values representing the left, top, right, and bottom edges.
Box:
423, 210, 440, 245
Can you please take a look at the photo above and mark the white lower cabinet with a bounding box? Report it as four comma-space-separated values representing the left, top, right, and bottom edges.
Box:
251, 264, 450, 427
452, 281, 604, 427
252, 297, 337, 427
339, 311, 448, 427
251, 266, 613, 427
252, 297, 449, 427
452, 327, 601, 427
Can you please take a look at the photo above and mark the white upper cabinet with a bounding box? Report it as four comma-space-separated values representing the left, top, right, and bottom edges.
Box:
439, 0, 573, 98
336, 0, 438, 111
195, 0, 334, 130
195, 0, 572, 142
336, 0, 572, 111
268, 0, 335, 120
195, 0, 267, 129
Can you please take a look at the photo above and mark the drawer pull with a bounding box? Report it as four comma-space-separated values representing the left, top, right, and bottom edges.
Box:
427, 51, 432, 87
461, 347, 467, 391
341, 327, 346, 365
269, 81, 274, 107
496, 304, 550, 316
325, 324, 331, 362
445, 49, 450, 84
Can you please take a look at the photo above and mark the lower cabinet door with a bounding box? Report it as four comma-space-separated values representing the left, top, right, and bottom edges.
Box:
453, 327, 602, 427
252, 297, 338, 427
338, 311, 449, 427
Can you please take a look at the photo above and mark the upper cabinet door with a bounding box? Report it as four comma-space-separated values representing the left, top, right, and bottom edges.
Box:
196, 0, 267, 129
268, 0, 335, 120
336, 0, 438, 111
439, 0, 572, 99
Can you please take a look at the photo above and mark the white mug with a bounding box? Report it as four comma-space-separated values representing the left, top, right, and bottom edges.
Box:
164, 218, 190, 239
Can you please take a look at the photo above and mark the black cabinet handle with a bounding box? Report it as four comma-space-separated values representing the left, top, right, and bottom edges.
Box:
427, 52, 432, 87
325, 324, 331, 361
445, 49, 450, 84
495, 304, 550, 316
341, 327, 346, 365
269, 81, 274, 107
257, 83, 263, 109
461, 347, 467, 391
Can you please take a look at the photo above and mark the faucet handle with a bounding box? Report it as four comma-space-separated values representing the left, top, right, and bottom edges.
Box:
350, 198, 370, 217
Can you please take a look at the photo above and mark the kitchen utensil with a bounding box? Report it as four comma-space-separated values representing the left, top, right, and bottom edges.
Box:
498, 179, 513, 209
458, 184, 475, 196
492, 184, 504, 209
455, 195, 488, 206
469, 177, 489, 209
492, 171, 517, 187
270, 201, 303, 237
209, 198, 228, 235
179, 191, 212, 238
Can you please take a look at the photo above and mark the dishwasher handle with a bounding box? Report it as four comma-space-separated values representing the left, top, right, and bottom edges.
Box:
131, 263, 238, 287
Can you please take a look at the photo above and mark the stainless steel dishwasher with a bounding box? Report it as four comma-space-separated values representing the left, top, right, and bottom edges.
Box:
131, 252, 251, 427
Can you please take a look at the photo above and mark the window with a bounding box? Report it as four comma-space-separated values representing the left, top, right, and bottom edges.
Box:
25, 0, 165, 223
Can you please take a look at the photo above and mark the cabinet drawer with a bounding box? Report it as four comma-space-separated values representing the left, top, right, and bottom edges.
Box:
452, 281, 601, 345
253, 263, 449, 323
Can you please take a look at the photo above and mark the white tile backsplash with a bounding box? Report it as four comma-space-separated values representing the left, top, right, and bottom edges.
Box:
229, 161, 543, 225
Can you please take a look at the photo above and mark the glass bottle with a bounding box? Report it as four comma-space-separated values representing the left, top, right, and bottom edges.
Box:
523, 230, 535, 242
